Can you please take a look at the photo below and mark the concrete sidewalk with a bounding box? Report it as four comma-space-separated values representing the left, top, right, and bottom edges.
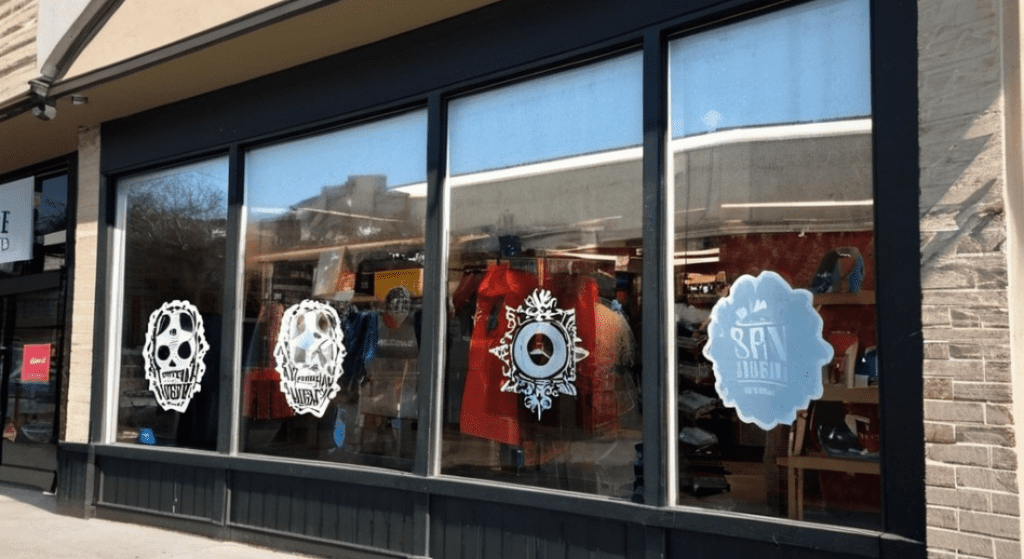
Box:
0, 482, 314, 559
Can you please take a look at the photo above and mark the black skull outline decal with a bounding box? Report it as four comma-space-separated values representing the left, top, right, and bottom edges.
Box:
143, 300, 210, 413
273, 299, 347, 417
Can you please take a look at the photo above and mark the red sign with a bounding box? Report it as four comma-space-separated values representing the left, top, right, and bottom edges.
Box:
22, 344, 51, 383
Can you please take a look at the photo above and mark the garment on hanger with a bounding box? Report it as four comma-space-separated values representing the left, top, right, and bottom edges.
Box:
340, 308, 378, 391
242, 367, 295, 420
460, 264, 539, 445
550, 273, 617, 432
360, 311, 420, 419
242, 302, 294, 419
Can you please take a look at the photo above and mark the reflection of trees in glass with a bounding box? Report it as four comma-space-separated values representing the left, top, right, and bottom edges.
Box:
36, 175, 69, 237
36, 198, 67, 237
124, 172, 227, 314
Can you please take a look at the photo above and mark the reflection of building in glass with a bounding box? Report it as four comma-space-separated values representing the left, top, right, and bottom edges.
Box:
450, 119, 871, 255
278, 175, 422, 245
248, 175, 425, 267
675, 119, 873, 237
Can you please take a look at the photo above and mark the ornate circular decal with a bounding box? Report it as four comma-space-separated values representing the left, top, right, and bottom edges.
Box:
489, 289, 589, 418
511, 321, 569, 380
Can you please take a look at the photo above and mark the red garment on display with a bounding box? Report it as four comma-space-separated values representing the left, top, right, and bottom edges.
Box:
459, 265, 538, 446
460, 265, 623, 444
549, 274, 619, 433
242, 367, 295, 419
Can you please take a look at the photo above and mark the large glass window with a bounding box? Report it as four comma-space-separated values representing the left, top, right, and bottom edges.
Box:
670, 0, 877, 526
114, 158, 229, 449
102, 0, 895, 528
241, 111, 427, 471
1, 171, 70, 482
442, 53, 646, 499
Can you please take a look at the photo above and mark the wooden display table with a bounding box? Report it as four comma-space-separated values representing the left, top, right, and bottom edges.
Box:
776, 456, 880, 520
778, 385, 880, 520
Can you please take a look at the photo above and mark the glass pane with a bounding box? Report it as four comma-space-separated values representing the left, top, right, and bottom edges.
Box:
115, 158, 229, 449
2, 292, 63, 459
242, 110, 427, 471
38, 175, 69, 273
670, 0, 878, 527
449, 55, 643, 175
442, 53, 645, 500
0, 174, 69, 278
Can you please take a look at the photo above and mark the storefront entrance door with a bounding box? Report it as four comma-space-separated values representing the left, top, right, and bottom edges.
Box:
0, 283, 65, 490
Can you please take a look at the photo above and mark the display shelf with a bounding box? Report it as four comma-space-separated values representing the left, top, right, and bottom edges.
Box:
253, 237, 425, 263
777, 455, 880, 520
682, 293, 721, 305
813, 290, 875, 306
819, 385, 878, 404
776, 455, 879, 474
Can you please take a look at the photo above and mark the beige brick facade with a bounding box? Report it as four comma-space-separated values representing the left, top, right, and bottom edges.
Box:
0, 0, 35, 106
63, 125, 99, 444
920, 0, 1022, 557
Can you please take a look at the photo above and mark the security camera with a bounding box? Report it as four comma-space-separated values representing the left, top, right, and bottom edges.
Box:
31, 101, 56, 121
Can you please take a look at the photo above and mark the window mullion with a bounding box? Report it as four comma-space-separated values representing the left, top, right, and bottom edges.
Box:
414, 93, 449, 478
641, 28, 675, 508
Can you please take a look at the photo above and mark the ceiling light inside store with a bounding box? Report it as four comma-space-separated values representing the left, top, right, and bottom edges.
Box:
720, 200, 873, 209
673, 256, 720, 266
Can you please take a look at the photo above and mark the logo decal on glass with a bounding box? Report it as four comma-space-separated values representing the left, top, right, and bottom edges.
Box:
702, 272, 833, 430
143, 300, 210, 413
490, 289, 589, 419
274, 299, 347, 418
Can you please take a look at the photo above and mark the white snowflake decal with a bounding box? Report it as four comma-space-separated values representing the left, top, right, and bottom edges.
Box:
489, 289, 589, 419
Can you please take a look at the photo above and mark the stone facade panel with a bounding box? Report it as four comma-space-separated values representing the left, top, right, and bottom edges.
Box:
928, 486, 992, 512
929, 443, 991, 466
926, 400, 986, 423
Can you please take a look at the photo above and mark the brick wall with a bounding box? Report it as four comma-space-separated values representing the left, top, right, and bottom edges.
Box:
919, 0, 1021, 557
0, 0, 35, 106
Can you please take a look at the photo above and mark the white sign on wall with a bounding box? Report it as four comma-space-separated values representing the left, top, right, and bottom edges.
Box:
0, 178, 34, 264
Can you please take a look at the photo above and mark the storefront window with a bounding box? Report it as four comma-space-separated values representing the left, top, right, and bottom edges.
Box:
669, 0, 878, 526
1, 171, 69, 483
442, 53, 645, 499
241, 111, 427, 471
37, 174, 70, 273
114, 158, 229, 449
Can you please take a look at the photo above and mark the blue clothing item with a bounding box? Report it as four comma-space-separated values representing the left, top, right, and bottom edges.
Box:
340, 309, 378, 390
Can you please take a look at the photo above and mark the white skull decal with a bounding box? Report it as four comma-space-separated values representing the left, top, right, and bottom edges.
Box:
274, 299, 347, 417
143, 300, 210, 413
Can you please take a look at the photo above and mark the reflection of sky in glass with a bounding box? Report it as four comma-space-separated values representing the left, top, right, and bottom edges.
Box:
670, 0, 870, 138
121, 157, 228, 189
448, 52, 643, 176
246, 111, 427, 218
